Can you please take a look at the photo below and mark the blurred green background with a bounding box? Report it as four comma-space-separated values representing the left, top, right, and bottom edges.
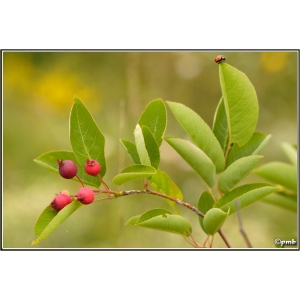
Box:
3, 51, 298, 248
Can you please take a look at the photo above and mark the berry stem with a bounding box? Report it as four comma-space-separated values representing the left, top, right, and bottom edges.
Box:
97, 175, 110, 191
76, 175, 85, 187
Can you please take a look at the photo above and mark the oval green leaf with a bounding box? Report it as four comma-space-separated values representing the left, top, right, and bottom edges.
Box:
112, 164, 157, 186
226, 132, 271, 167
213, 97, 229, 153
34, 150, 101, 187
70, 96, 106, 177
33, 204, 58, 237
165, 137, 216, 187
203, 208, 230, 236
219, 63, 259, 147
261, 192, 297, 212
198, 191, 215, 233
150, 168, 183, 200
214, 183, 279, 215
138, 98, 167, 146
167, 101, 225, 173
218, 155, 263, 193
126, 208, 192, 237
253, 162, 297, 192
135, 208, 172, 223
149, 168, 183, 211
281, 142, 297, 166
120, 139, 141, 164
32, 200, 82, 246
142, 126, 160, 169
134, 124, 151, 165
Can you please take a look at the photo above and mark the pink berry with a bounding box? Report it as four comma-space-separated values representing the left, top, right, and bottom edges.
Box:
85, 159, 101, 176
57, 159, 78, 179
77, 187, 95, 205
51, 193, 72, 211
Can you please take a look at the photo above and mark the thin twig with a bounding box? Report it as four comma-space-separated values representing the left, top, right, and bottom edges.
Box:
203, 235, 210, 248
235, 200, 252, 248
76, 175, 85, 187
92, 188, 232, 248
183, 235, 198, 248
188, 231, 202, 248
218, 229, 232, 248
224, 140, 233, 162
97, 175, 110, 191
207, 186, 217, 202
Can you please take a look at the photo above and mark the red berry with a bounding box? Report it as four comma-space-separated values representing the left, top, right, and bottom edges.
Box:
77, 187, 95, 205
85, 159, 101, 176
57, 159, 78, 179
51, 193, 72, 211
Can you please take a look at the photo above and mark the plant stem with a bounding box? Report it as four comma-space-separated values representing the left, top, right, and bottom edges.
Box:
92, 188, 232, 248
121, 189, 205, 218
207, 186, 217, 202
76, 175, 85, 187
97, 175, 110, 191
218, 229, 231, 248
224, 139, 233, 163
235, 200, 252, 248
189, 232, 202, 248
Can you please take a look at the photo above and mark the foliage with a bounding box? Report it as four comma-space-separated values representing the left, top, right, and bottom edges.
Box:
32, 59, 288, 248
253, 143, 297, 212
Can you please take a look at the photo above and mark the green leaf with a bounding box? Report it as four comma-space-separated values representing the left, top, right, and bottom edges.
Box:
32, 200, 82, 246
214, 183, 279, 215
253, 162, 297, 192
33, 205, 58, 237
167, 101, 225, 173
126, 208, 192, 237
164, 137, 216, 187
203, 208, 230, 236
149, 168, 183, 211
120, 139, 141, 164
213, 98, 229, 153
70, 96, 106, 177
281, 142, 297, 166
113, 164, 157, 186
122, 126, 160, 169
226, 132, 271, 167
34, 150, 101, 187
218, 155, 263, 193
134, 124, 151, 165
261, 193, 297, 212
150, 169, 183, 199
138, 99, 167, 146
198, 191, 215, 234
126, 215, 141, 225
219, 63, 259, 147
136, 208, 172, 223
142, 126, 160, 169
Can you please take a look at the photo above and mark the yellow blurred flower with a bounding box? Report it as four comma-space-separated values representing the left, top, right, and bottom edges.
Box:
36, 70, 91, 109
4, 52, 101, 112
3, 52, 35, 93
260, 52, 290, 72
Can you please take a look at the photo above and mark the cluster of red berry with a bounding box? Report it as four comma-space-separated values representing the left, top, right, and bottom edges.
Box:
51, 159, 101, 211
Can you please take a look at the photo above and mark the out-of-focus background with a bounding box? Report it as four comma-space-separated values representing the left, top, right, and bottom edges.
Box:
3, 51, 298, 248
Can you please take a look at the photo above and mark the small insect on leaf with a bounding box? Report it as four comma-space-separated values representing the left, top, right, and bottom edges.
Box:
162, 214, 167, 218
215, 55, 226, 64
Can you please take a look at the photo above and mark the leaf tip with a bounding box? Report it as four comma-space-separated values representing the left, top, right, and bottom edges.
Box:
73, 96, 84, 105
31, 239, 39, 246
